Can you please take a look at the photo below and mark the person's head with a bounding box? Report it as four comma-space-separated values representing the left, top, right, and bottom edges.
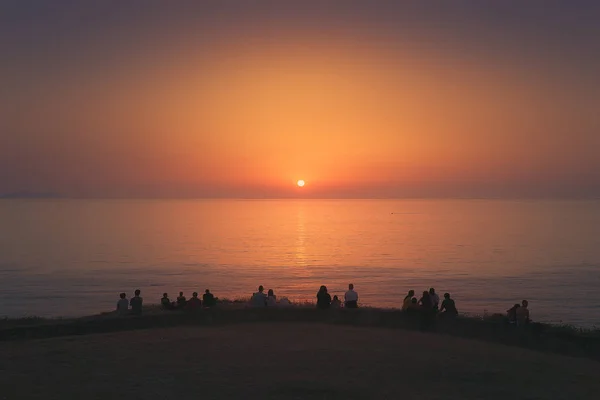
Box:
163, 293, 168, 298
522, 300, 528, 308
134, 289, 141, 296
333, 295, 339, 301
258, 285, 264, 293
179, 291, 183, 296
205, 289, 210, 294
411, 298, 417, 304
408, 290, 415, 297
192, 292, 198, 298
268, 289, 274, 297
319, 285, 327, 293
120, 293, 126, 299
422, 291, 429, 297
513, 303, 520, 309
429, 288, 435, 295
348, 283, 354, 290
444, 293, 450, 299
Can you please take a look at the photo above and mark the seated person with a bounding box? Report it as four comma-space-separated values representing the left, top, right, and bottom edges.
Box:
506, 304, 520, 324
176, 292, 187, 308
439, 293, 458, 316
130, 289, 143, 315
516, 300, 530, 325
161, 293, 175, 310
402, 290, 415, 311
266, 289, 277, 307
344, 283, 358, 308
116, 293, 129, 315
331, 295, 341, 308
203, 289, 216, 307
316, 286, 331, 309
186, 292, 202, 310
251, 285, 267, 307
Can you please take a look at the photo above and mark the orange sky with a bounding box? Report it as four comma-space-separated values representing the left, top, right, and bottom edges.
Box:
1, 2, 599, 198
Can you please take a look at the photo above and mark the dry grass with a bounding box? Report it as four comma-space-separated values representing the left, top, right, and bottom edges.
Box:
1, 323, 599, 400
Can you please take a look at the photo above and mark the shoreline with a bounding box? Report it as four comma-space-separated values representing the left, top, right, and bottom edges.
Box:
2, 302, 599, 362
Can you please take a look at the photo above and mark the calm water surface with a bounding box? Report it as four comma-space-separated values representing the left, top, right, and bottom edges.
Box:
1, 199, 599, 326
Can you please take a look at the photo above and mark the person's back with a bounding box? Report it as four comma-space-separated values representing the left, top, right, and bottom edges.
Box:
130, 290, 143, 315
344, 283, 358, 308
187, 292, 202, 310
251, 286, 267, 307
176, 292, 186, 308
402, 290, 415, 311
316, 286, 331, 309
516, 300, 530, 325
331, 295, 341, 308
266, 295, 277, 307
429, 288, 440, 310
440, 293, 457, 316
203, 290, 215, 307
507, 304, 520, 323
117, 293, 129, 315
419, 291, 432, 310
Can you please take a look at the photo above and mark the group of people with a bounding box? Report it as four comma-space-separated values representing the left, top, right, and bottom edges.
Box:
116, 289, 217, 315
116, 285, 530, 325
506, 300, 531, 325
401, 288, 458, 317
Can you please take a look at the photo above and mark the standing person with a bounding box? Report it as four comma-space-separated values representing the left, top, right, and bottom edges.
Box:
429, 288, 440, 311
266, 289, 277, 307
440, 293, 458, 316
130, 289, 143, 315
203, 289, 215, 307
516, 300, 530, 325
316, 285, 332, 309
344, 283, 358, 308
116, 293, 129, 315
251, 285, 267, 307
402, 290, 415, 311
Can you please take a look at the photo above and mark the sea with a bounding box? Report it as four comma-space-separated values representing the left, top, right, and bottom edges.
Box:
1, 199, 599, 327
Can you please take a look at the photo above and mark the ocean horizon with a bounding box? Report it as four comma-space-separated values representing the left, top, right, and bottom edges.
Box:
1, 199, 599, 327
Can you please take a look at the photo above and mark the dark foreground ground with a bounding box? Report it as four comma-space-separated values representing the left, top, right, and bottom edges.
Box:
1, 322, 599, 400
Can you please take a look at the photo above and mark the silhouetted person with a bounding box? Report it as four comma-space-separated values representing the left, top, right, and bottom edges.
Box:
266, 289, 277, 307
331, 295, 341, 308
429, 288, 440, 311
187, 292, 202, 310
130, 289, 143, 315
203, 289, 216, 307
440, 293, 458, 316
344, 283, 358, 308
507, 303, 520, 324
418, 291, 432, 310
177, 292, 187, 308
117, 293, 129, 315
402, 290, 415, 311
316, 285, 332, 309
251, 285, 267, 307
418, 291, 434, 331
516, 300, 530, 325
161, 293, 175, 310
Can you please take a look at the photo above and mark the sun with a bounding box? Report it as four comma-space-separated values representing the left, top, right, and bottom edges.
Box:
297, 179, 305, 187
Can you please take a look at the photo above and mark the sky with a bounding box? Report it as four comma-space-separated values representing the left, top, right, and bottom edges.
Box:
1, 0, 599, 198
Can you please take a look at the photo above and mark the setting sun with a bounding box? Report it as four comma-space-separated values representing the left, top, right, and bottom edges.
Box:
297, 180, 305, 187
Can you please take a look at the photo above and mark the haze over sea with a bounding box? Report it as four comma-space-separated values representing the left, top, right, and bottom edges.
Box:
1, 199, 599, 327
